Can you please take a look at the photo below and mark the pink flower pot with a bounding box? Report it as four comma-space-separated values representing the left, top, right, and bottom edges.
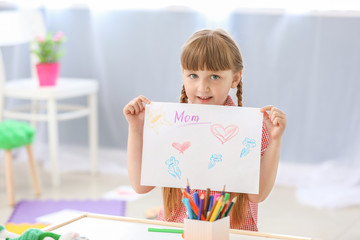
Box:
36, 63, 59, 87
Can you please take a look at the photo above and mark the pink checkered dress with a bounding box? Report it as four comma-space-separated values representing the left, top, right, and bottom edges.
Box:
157, 96, 270, 231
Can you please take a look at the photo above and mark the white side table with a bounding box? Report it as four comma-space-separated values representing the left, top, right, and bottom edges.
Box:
1, 78, 99, 186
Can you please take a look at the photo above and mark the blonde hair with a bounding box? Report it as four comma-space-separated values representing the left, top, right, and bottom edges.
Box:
163, 29, 248, 228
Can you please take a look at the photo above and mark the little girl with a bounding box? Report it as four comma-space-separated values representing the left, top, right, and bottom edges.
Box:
123, 29, 286, 231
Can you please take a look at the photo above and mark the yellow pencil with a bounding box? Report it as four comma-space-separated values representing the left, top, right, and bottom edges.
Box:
209, 196, 223, 222
205, 196, 219, 221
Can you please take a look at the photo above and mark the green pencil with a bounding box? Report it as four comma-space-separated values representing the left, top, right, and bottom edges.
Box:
148, 228, 184, 234
224, 196, 237, 217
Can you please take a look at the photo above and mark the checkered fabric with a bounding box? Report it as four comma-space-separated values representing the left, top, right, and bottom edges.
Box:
157, 96, 270, 231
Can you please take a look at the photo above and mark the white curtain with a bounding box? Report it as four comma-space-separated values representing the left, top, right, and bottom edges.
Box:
2, 6, 360, 208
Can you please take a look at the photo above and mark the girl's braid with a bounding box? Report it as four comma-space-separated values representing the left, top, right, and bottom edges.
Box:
180, 85, 188, 103
236, 77, 243, 107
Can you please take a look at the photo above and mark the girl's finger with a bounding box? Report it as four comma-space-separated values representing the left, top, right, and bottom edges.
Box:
131, 101, 140, 114
270, 111, 278, 122
263, 111, 270, 120
139, 95, 151, 104
274, 108, 286, 117
135, 99, 144, 112
127, 105, 135, 115
273, 117, 279, 126
270, 107, 278, 117
279, 118, 287, 127
276, 117, 287, 127
274, 112, 285, 119
260, 105, 273, 113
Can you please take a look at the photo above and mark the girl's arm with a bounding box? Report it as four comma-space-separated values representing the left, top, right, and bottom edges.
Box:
123, 95, 155, 194
248, 106, 286, 203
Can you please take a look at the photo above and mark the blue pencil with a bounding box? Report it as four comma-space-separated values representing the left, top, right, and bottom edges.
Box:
207, 195, 214, 217
182, 198, 193, 219
186, 178, 190, 194
193, 191, 199, 207
198, 194, 204, 220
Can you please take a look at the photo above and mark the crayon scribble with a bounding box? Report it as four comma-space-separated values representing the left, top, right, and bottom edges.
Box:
208, 154, 223, 169
240, 137, 256, 158
210, 124, 239, 144
145, 104, 172, 135
165, 156, 182, 179
172, 141, 191, 154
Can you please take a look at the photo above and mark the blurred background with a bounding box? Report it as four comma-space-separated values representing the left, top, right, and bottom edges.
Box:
1, 1, 360, 239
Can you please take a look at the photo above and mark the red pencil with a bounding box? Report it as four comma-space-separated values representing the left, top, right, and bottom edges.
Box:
219, 199, 230, 219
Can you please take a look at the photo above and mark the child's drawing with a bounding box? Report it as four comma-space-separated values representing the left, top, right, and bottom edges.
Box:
172, 141, 191, 154
210, 124, 239, 144
145, 104, 172, 135
240, 137, 256, 158
208, 154, 223, 169
141, 102, 263, 193
165, 156, 182, 179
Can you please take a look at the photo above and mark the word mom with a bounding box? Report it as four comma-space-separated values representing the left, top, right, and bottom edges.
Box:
174, 110, 199, 123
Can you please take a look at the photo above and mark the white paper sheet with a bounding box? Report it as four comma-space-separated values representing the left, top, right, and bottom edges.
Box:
141, 102, 263, 193
36, 209, 83, 224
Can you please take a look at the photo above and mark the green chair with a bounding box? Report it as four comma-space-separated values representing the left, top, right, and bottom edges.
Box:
0, 120, 41, 206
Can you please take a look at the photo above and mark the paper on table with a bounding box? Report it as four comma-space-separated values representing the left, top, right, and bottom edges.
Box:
36, 209, 83, 224
141, 102, 263, 194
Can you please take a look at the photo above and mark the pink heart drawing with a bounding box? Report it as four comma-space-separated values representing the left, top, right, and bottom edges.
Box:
210, 124, 239, 144
172, 141, 191, 154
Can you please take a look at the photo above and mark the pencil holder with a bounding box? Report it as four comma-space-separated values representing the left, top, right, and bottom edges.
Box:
184, 217, 230, 240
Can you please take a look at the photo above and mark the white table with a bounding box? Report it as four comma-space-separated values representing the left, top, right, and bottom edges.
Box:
43, 213, 312, 240
1, 78, 99, 186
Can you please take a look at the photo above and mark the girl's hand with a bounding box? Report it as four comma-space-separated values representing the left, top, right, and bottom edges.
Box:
260, 105, 286, 141
123, 95, 151, 127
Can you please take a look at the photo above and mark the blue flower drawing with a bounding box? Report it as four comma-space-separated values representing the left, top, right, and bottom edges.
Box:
208, 154, 223, 169
240, 137, 256, 158
165, 156, 182, 179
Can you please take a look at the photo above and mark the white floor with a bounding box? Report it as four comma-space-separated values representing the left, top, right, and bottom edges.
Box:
1, 149, 360, 240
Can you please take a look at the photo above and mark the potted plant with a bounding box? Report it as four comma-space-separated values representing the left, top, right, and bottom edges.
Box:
32, 32, 65, 87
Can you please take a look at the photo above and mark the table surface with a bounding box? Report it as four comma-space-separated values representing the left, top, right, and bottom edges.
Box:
42, 213, 312, 240
4, 78, 98, 99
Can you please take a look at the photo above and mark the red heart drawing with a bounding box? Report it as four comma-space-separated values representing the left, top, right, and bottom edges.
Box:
210, 124, 239, 144
172, 141, 191, 154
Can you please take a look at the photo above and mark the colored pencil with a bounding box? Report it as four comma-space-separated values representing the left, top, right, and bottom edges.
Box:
204, 188, 210, 218
221, 185, 226, 196
186, 178, 190, 194
215, 196, 227, 220
148, 228, 184, 234
223, 193, 230, 203
183, 190, 205, 220
224, 196, 237, 217
198, 194, 204, 220
209, 196, 223, 222
206, 198, 220, 221
206, 195, 213, 218
220, 199, 230, 219
182, 198, 193, 219
193, 191, 199, 207
213, 193, 220, 205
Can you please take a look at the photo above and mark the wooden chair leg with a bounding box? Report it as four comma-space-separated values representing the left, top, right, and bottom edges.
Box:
26, 145, 41, 196
4, 150, 15, 207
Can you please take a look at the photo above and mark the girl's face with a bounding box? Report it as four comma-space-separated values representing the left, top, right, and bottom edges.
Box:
182, 69, 241, 105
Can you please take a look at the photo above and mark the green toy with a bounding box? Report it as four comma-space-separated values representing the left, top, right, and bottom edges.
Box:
0, 225, 87, 240
0, 120, 35, 150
